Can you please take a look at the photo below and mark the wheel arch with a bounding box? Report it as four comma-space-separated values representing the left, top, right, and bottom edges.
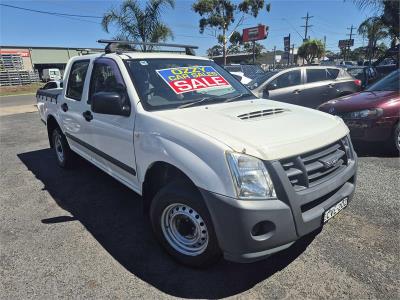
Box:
142, 161, 198, 214
46, 115, 60, 148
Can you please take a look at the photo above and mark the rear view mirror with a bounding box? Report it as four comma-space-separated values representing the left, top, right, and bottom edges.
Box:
91, 91, 130, 116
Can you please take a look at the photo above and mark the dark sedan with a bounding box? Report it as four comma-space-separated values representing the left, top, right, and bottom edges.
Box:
247, 66, 361, 108
319, 70, 400, 151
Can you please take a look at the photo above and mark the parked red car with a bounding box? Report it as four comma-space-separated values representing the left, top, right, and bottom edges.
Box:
319, 70, 399, 151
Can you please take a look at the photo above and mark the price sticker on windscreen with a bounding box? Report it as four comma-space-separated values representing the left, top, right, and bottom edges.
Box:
156, 66, 231, 94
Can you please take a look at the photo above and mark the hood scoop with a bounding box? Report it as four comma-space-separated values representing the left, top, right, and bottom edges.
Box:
237, 108, 288, 120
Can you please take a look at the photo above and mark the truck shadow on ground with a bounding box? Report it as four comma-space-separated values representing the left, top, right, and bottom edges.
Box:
18, 148, 320, 299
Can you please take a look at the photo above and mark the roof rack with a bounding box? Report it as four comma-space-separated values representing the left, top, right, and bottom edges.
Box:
97, 40, 198, 56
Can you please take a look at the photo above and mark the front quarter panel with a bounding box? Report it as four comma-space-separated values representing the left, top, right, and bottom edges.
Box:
134, 107, 236, 197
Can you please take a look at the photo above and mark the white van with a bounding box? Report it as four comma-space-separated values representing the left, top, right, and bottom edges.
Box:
42, 68, 62, 82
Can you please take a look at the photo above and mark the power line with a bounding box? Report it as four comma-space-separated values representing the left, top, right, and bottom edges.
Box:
0, 3, 102, 18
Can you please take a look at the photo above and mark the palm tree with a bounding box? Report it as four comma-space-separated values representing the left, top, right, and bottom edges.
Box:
352, 0, 399, 46
102, 0, 175, 51
358, 17, 388, 62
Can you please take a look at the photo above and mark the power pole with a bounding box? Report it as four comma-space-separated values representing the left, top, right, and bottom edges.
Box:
273, 46, 276, 70
301, 12, 313, 41
301, 12, 313, 64
291, 44, 295, 65
346, 25, 356, 62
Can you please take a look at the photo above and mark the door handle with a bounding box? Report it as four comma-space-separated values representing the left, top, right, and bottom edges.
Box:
293, 89, 301, 94
82, 110, 93, 122
61, 103, 68, 112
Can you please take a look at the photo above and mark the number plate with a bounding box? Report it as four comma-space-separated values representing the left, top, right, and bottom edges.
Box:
323, 197, 348, 223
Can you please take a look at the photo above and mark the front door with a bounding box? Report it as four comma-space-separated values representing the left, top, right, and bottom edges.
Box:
264, 69, 303, 104
87, 57, 139, 189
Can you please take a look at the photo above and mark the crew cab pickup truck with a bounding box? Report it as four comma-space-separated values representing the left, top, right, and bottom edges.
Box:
36, 44, 358, 267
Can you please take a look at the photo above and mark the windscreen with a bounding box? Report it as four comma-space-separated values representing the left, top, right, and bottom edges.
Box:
366, 70, 399, 92
126, 59, 253, 111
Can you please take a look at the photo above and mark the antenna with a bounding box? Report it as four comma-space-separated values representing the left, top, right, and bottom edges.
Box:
97, 40, 198, 56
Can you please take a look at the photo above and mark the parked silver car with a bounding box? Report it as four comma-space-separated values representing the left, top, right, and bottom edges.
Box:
247, 66, 361, 108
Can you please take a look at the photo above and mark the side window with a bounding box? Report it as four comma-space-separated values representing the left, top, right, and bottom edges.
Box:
66, 60, 89, 100
306, 69, 328, 83
89, 58, 127, 104
327, 68, 339, 79
269, 70, 301, 89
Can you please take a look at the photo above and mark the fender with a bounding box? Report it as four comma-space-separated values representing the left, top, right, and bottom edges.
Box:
134, 116, 236, 198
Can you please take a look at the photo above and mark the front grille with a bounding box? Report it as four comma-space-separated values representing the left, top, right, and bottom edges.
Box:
280, 138, 349, 191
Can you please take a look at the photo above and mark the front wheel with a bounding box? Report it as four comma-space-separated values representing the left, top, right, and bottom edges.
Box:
150, 181, 221, 267
392, 123, 400, 153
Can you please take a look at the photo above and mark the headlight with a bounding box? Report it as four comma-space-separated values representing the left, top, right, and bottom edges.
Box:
226, 152, 276, 199
342, 135, 354, 161
347, 108, 383, 119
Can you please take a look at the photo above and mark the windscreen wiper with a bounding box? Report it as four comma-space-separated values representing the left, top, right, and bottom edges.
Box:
223, 93, 254, 103
178, 95, 222, 109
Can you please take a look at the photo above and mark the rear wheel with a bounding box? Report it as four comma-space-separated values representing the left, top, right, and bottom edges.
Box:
52, 128, 73, 168
150, 181, 221, 267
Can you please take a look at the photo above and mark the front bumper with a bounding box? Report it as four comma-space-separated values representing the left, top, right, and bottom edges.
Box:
344, 118, 395, 142
200, 155, 358, 263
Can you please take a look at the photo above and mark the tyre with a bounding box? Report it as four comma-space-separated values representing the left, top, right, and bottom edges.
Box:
52, 127, 73, 168
392, 123, 400, 153
150, 181, 221, 267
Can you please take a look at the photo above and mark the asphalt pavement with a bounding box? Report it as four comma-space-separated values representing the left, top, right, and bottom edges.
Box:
0, 94, 36, 107
0, 94, 37, 116
0, 108, 399, 299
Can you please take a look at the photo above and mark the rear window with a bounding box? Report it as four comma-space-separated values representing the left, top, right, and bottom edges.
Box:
327, 68, 339, 79
306, 69, 328, 83
306, 68, 340, 82
66, 60, 90, 101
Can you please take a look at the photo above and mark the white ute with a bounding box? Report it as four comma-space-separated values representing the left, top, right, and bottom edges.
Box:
36, 41, 358, 267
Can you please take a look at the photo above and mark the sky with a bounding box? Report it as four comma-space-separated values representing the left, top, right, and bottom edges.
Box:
0, 0, 378, 56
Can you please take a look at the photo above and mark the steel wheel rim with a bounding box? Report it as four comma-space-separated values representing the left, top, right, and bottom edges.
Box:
54, 132, 64, 163
161, 203, 208, 256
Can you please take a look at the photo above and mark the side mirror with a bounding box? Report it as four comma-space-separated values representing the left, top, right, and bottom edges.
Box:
91, 91, 130, 116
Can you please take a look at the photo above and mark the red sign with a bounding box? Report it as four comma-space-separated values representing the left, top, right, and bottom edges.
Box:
156, 66, 231, 94
0, 49, 30, 57
242, 25, 268, 42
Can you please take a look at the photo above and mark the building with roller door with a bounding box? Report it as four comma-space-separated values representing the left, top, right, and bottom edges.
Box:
0, 45, 102, 85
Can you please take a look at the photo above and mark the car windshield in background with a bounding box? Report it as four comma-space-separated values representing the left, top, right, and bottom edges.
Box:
241, 65, 265, 78
246, 71, 278, 89
366, 70, 399, 92
126, 59, 254, 111
224, 64, 265, 79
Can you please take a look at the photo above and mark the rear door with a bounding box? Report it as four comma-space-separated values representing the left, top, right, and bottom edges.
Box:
301, 68, 334, 108
264, 69, 302, 104
87, 57, 138, 189
60, 59, 94, 159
